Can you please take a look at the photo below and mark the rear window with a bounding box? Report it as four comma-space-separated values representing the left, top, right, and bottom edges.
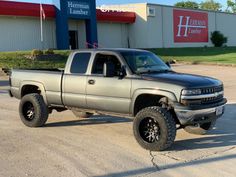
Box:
70, 53, 91, 74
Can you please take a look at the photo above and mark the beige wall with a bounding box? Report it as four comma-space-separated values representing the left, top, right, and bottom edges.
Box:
0, 16, 56, 51
120, 3, 236, 48
68, 20, 87, 49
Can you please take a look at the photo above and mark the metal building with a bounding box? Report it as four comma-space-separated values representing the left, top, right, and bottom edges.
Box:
0, 1, 236, 51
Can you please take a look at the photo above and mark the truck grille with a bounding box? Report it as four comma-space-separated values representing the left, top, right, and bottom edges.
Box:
201, 94, 224, 104
201, 85, 223, 94
182, 85, 224, 106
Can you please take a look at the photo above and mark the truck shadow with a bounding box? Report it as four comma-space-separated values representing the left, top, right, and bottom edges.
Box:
45, 104, 236, 151
0, 80, 9, 87
45, 116, 132, 127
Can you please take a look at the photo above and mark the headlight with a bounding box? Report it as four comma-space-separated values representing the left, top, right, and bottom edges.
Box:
182, 89, 201, 96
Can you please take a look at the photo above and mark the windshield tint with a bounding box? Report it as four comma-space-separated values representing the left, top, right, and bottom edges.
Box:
121, 51, 171, 74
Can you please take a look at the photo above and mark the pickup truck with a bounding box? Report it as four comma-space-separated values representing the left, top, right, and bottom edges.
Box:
9, 49, 227, 151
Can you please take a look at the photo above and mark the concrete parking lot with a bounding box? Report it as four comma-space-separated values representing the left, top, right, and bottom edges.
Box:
0, 64, 235, 177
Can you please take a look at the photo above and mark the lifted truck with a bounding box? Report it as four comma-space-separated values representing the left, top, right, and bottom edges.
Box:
9, 49, 227, 151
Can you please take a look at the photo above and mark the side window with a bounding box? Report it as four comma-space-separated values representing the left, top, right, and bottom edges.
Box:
70, 53, 91, 74
92, 54, 121, 76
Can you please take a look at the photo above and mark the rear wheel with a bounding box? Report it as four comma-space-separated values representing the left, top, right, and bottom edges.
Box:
133, 106, 176, 151
184, 120, 216, 135
19, 93, 48, 127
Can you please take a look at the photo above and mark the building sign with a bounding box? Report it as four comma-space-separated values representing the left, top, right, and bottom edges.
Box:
173, 9, 208, 43
67, 1, 90, 17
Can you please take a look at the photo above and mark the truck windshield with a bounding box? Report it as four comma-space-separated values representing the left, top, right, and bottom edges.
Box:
121, 51, 171, 74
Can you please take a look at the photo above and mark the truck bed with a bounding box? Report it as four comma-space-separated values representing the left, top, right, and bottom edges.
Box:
10, 69, 64, 106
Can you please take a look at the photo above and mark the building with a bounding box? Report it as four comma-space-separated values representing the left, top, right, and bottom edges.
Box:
0, 0, 135, 51
0, 0, 235, 51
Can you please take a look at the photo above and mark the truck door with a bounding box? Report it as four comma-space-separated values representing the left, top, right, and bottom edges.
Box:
86, 53, 132, 114
63, 52, 91, 108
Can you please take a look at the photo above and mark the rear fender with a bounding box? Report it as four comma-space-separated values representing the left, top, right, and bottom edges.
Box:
20, 81, 48, 105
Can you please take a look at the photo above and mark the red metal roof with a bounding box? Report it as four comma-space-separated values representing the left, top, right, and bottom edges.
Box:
0, 1, 136, 23
96, 9, 136, 23
0, 1, 55, 18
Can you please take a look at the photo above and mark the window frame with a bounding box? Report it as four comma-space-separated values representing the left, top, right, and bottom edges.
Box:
90, 52, 124, 77
69, 52, 92, 75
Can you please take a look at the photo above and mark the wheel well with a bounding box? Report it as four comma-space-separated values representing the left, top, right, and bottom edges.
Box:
133, 94, 164, 116
133, 94, 180, 124
21, 85, 41, 97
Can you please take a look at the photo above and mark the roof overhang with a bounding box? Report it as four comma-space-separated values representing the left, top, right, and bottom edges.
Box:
0, 1, 136, 23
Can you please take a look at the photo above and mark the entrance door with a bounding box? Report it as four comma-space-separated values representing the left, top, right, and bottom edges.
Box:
69, 31, 78, 49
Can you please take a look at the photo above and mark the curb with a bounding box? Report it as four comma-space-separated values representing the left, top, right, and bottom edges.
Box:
175, 61, 236, 67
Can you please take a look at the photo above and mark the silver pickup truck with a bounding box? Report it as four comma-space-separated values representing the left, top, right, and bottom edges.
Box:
9, 49, 227, 151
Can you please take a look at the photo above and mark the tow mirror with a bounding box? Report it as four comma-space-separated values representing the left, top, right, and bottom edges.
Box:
118, 65, 127, 79
166, 61, 171, 68
103, 62, 115, 77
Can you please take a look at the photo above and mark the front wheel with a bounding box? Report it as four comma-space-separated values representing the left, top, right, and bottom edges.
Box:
133, 106, 176, 151
19, 93, 48, 127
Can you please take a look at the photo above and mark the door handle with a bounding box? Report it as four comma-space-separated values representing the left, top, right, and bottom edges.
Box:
88, 79, 95, 85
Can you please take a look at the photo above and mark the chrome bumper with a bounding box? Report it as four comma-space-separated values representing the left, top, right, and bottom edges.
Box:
175, 105, 225, 125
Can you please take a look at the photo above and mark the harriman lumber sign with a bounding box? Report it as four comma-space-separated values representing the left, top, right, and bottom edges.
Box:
67, 1, 90, 17
173, 9, 208, 43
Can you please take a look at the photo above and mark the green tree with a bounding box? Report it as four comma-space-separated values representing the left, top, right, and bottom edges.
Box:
174, 1, 199, 9
200, 0, 222, 11
226, 0, 236, 13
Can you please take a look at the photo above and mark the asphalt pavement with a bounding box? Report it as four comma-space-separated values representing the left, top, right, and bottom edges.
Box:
0, 64, 235, 177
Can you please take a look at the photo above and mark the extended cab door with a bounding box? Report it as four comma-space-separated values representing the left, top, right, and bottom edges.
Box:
62, 52, 91, 108
86, 52, 132, 114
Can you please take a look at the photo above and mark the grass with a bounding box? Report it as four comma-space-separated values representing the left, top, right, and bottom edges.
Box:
0, 50, 70, 69
0, 47, 236, 69
150, 47, 236, 64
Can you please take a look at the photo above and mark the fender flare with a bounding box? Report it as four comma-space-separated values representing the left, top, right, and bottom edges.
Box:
130, 89, 178, 116
20, 81, 48, 105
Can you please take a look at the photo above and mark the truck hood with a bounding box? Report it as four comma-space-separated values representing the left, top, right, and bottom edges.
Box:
141, 71, 222, 88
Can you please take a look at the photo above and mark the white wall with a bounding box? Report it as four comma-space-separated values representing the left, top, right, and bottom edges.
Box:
97, 22, 129, 48
0, 16, 56, 51
216, 13, 236, 46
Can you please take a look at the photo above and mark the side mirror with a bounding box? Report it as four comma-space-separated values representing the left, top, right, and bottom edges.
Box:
103, 62, 115, 77
166, 61, 171, 68
118, 65, 127, 79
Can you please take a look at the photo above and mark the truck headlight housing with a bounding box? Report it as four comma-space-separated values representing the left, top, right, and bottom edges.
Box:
182, 89, 201, 96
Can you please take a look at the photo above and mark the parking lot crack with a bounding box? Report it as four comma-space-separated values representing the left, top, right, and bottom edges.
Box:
149, 151, 161, 171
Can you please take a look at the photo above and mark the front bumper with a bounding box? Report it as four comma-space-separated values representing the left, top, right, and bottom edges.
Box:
174, 98, 227, 125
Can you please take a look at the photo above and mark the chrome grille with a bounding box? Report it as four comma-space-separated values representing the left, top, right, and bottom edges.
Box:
183, 85, 224, 106
201, 85, 223, 94
201, 95, 224, 104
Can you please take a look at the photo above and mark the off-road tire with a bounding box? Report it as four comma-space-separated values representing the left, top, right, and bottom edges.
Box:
133, 106, 176, 151
19, 93, 48, 127
184, 120, 216, 135
72, 111, 93, 118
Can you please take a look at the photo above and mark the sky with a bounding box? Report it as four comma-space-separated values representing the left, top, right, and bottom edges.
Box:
8, 0, 228, 8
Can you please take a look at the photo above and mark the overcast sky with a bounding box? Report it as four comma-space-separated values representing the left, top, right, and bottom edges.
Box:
8, 0, 228, 8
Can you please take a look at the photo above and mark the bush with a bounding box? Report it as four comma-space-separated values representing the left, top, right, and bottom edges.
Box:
31, 49, 43, 57
210, 31, 227, 47
44, 49, 54, 55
